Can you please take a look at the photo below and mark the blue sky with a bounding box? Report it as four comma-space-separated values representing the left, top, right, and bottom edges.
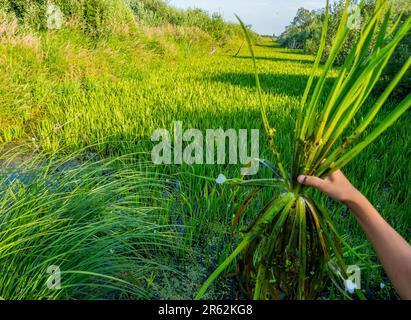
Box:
168, 0, 327, 35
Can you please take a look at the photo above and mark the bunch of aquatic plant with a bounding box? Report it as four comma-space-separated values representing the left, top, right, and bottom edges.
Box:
196, 0, 411, 300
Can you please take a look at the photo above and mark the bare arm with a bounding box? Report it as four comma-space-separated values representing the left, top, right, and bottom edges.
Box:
297, 170, 411, 299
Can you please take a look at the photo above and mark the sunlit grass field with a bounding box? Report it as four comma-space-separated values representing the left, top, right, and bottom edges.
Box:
1, 26, 409, 299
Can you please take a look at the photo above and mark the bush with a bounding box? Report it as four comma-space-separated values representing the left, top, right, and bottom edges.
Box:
280, 1, 376, 61
127, 0, 183, 27
0, 0, 81, 30
53, 0, 82, 17
81, 0, 108, 38
127, 0, 243, 44
1, 0, 47, 30
378, 11, 410, 98
2, 0, 32, 19
279, 7, 316, 49
0, 0, 133, 37
0, 0, 244, 45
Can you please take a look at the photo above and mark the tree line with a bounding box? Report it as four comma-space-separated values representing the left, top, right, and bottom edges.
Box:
279, 0, 410, 97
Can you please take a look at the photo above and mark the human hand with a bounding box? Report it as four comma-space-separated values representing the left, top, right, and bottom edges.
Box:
297, 170, 361, 204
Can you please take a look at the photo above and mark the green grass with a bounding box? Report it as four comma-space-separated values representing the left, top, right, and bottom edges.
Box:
0, 147, 186, 299
0, 15, 409, 299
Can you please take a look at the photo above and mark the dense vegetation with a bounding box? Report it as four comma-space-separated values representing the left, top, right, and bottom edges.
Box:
0, 0, 243, 42
279, 0, 410, 96
0, 0, 409, 300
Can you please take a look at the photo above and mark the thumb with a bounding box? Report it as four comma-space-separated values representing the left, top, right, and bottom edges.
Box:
297, 175, 327, 192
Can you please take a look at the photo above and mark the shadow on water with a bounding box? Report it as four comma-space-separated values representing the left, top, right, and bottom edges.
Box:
234, 55, 314, 65
255, 43, 279, 48
202, 72, 311, 97
255, 43, 307, 54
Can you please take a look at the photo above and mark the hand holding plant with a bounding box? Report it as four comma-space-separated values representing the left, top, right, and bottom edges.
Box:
297, 170, 360, 204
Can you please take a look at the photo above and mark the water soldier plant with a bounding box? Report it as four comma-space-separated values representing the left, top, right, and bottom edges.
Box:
196, 0, 411, 300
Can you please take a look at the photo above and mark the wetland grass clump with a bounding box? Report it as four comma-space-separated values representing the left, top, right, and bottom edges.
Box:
196, 0, 411, 300
0, 147, 181, 299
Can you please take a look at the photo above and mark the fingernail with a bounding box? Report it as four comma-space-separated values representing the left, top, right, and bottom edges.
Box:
297, 175, 305, 184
